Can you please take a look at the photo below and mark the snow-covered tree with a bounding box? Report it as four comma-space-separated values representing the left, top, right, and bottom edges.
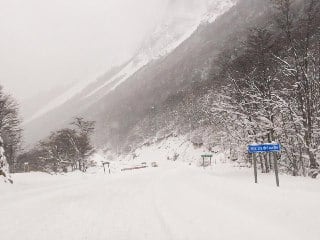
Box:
18, 117, 95, 173
0, 85, 22, 173
200, 0, 320, 177
0, 136, 13, 183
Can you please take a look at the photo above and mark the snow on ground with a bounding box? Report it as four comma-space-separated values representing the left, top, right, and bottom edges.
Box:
121, 136, 212, 165
1, 138, 320, 240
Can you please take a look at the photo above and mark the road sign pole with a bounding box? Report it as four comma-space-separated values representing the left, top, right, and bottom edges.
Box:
273, 153, 280, 187
203, 157, 205, 169
253, 154, 258, 184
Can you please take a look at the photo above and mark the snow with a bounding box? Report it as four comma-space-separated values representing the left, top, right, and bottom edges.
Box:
86, 0, 237, 99
85, 54, 149, 98
1, 137, 320, 240
202, 0, 237, 23
84, 20, 200, 98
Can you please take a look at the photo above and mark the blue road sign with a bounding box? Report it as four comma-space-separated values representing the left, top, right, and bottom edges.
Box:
248, 143, 281, 153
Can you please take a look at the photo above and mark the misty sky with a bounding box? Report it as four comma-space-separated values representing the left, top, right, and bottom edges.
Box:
0, 0, 169, 100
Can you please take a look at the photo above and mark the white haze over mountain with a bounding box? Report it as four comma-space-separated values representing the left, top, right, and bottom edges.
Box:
1, 0, 235, 110
0, 0, 167, 100
21, 0, 236, 125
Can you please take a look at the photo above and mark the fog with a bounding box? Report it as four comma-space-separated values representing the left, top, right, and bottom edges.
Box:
0, 0, 216, 102
0, 0, 169, 100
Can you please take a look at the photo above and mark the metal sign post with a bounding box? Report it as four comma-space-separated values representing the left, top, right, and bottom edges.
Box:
253, 154, 258, 183
248, 143, 281, 187
273, 153, 280, 187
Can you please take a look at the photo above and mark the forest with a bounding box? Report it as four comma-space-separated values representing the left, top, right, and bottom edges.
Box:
210, 0, 320, 177
128, 0, 320, 177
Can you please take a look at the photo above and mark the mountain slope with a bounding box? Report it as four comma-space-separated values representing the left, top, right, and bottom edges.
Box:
24, 0, 237, 146
83, 0, 268, 148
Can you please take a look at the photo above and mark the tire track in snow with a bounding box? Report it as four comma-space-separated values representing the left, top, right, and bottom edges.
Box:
150, 169, 175, 240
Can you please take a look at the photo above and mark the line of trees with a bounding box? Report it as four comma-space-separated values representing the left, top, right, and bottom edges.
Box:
17, 117, 95, 173
0, 84, 96, 174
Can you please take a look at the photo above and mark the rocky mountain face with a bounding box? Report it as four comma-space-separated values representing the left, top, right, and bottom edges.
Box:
24, 0, 267, 151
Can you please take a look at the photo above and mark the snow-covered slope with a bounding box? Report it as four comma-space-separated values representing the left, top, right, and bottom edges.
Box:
24, 77, 99, 124
25, 0, 236, 125
85, 0, 236, 98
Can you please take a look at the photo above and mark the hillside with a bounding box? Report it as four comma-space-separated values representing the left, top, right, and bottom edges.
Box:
23, 0, 258, 148
83, 0, 269, 149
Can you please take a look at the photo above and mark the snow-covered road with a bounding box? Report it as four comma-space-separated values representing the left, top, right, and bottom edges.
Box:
1, 163, 320, 240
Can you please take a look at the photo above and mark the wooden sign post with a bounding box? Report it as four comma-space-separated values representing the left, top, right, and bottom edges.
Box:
201, 154, 213, 169
102, 162, 111, 174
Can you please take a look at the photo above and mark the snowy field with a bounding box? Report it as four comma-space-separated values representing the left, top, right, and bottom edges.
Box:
1, 159, 320, 240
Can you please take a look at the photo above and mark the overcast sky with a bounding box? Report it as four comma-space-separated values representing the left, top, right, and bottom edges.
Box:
0, 0, 169, 101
